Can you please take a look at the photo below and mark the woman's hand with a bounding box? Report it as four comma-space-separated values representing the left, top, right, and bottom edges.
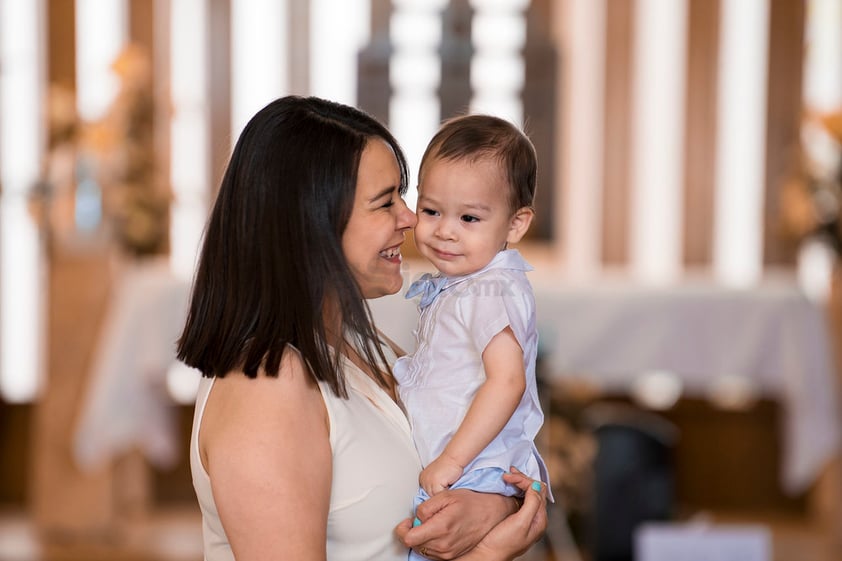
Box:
394, 468, 548, 560
460, 468, 548, 561
394, 488, 515, 559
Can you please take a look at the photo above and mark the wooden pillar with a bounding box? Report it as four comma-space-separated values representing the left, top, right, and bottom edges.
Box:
287, 0, 309, 96
130, 0, 154, 50
32, 251, 116, 539
32, 0, 172, 540
47, 0, 76, 90
682, 0, 719, 267
600, 0, 634, 266
762, 0, 805, 266
439, 0, 473, 121
357, 0, 393, 125
523, 0, 557, 241
32, 3, 119, 531
31, 0, 116, 540
208, 0, 231, 197
154, 0, 172, 242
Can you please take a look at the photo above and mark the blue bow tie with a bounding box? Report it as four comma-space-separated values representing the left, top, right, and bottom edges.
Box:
406, 273, 449, 310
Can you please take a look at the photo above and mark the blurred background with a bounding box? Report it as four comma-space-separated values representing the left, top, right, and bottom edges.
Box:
1, 0, 841, 560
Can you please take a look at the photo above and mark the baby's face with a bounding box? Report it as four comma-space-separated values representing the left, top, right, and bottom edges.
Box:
414, 156, 516, 277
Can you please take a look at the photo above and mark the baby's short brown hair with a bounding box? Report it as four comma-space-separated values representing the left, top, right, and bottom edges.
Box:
418, 114, 537, 212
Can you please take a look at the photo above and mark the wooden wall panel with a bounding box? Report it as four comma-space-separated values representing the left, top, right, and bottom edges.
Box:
48, 0, 76, 89
208, 0, 231, 197
0, 404, 32, 504
288, 0, 310, 96
154, 0, 172, 244
32, 252, 116, 535
357, 0, 393, 125
601, 0, 634, 266
439, 0, 473, 121
523, 0, 558, 241
130, 0, 154, 50
682, 0, 719, 266
763, 0, 805, 266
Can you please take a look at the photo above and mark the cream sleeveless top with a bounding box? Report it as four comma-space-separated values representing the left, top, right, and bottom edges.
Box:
190, 345, 421, 561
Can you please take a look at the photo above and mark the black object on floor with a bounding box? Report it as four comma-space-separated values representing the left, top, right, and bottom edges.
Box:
586, 404, 678, 561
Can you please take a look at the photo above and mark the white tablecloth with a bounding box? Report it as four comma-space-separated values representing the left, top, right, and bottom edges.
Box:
74, 259, 191, 471
370, 273, 841, 496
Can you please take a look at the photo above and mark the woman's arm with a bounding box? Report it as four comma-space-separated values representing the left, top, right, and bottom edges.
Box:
395, 488, 517, 559
395, 469, 547, 560
456, 469, 548, 561
201, 351, 332, 560
421, 326, 526, 495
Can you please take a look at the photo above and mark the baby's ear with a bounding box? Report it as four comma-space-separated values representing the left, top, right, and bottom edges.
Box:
507, 207, 534, 244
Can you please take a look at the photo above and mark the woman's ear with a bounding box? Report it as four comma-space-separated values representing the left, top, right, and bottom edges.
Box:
506, 207, 534, 244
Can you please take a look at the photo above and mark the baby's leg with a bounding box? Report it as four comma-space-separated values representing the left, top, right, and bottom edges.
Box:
451, 467, 522, 497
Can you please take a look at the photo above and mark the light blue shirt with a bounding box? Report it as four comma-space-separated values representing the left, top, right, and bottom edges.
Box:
394, 250, 551, 495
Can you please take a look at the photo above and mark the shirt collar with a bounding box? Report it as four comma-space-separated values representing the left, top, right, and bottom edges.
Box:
406, 249, 533, 309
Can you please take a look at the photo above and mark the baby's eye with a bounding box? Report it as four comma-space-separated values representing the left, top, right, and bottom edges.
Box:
421, 208, 439, 216
461, 215, 480, 223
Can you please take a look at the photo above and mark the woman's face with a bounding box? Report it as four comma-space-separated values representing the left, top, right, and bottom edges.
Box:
342, 138, 416, 299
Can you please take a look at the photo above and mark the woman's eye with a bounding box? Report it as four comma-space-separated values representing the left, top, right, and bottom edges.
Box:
381, 200, 395, 208
461, 215, 479, 223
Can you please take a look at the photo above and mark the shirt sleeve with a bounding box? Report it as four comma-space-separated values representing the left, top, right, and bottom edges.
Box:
457, 271, 534, 355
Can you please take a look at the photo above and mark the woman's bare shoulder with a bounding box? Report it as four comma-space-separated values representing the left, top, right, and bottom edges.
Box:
201, 349, 327, 451
219, 346, 319, 392
198, 349, 334, 559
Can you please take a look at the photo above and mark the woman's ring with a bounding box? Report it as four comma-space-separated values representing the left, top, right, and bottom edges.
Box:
420, 546, 428, 557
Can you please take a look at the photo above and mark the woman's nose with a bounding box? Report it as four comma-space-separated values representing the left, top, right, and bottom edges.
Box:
396, 198, 416, 229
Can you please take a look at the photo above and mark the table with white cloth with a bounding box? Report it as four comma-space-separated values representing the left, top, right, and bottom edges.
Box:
75, 261, 841, 499
74, 259, 192, 471
369, 273, 841, 497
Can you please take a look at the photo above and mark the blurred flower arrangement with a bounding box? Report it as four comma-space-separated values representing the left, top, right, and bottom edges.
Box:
780, 110, 842, 259
32, 44, 169, 257
88, 43, 170, 257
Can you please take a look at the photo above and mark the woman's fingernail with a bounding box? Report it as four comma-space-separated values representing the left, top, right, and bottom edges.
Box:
531, 481, 542, 492
413, 517, 422, 527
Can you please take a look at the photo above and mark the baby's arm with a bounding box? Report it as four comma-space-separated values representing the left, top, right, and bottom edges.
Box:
420, 326, 526, 495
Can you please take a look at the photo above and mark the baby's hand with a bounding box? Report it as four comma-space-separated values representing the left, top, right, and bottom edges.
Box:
420, 456, 464, 496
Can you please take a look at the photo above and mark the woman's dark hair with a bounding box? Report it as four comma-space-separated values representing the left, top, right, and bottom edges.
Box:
177, 96, 409, 397
418, 114, 537, 212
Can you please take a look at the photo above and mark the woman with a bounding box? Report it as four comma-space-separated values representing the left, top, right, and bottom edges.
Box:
177, 95, 547, 560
